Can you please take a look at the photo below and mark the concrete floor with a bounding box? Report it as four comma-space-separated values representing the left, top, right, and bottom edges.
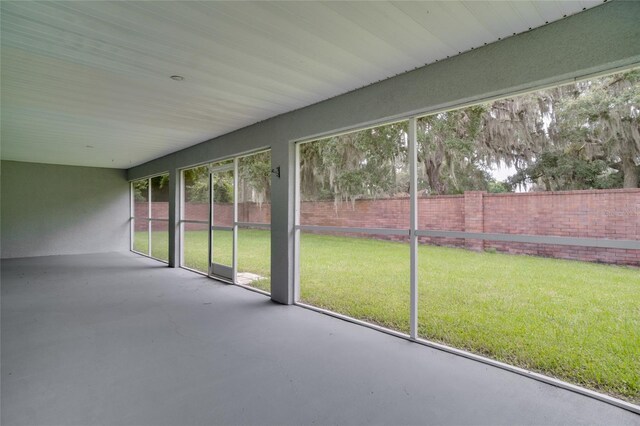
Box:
1, 252, 638, 426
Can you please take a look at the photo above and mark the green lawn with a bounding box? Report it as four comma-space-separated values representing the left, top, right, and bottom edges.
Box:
135, 230, 640, 403
135, 228, 271, 292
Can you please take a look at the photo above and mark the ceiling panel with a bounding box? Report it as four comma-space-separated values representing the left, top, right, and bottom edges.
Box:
0, 1, 602, 168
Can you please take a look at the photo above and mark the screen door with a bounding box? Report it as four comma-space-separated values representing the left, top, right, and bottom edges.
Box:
209, 162, 236, 282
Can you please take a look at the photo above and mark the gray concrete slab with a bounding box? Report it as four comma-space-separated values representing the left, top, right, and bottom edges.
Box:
1, 252, 638, 426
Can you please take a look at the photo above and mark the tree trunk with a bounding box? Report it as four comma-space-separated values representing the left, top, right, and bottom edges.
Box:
426, 161, 446, 195
622, 156, 639, 188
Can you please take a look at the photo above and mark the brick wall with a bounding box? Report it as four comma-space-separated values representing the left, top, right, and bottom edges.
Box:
134, 202, 270, 230
133, 202, 168, 231
133, 189, 639, 266
464, 191, 484, 251
480, 189, 639, 266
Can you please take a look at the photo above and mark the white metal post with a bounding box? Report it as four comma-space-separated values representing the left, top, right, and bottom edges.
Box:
130, 181, 134, 251
293, 142, 301, 302
208, 172, 213, 276
179, 169, 186, 268
147, 178, 152, 257
166, 169, 179, 267
408, 117, 418, 339
232, 158, 239, 283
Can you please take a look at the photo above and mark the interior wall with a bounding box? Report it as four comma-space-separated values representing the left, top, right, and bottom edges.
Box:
1, 160, 130, 259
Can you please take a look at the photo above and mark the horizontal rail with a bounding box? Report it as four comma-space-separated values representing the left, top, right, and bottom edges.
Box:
297, 225, 408, 236
180, 221, 271, 229
179, 221, 271, 227
212, 225, 234, 231
210, 164, 234, 173
130, 217, 169, 222
236, 222, 271, 229
416, 230, 640, 250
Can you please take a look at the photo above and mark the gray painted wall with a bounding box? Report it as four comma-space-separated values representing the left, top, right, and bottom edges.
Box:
127, 1, 640, 303
1, 161, 130, 259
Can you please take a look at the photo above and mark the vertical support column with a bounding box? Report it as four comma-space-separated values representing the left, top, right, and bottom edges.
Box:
232, 158, 239, 283
408, 118, 418, 340
293, 142, 301, 302
208, 172, 213, 276
147, 178, 152, 257
270, 141, 296, 304
129, 182, 134, 251
464, 191, 486, 251
168, 167, 180, 268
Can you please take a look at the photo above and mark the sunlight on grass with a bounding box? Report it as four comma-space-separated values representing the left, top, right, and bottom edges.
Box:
134, 230, 639, 403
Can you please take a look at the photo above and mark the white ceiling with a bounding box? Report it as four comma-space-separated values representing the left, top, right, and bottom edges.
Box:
1, 1, 601, 169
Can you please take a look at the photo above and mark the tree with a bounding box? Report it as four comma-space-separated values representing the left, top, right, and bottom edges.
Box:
438, 70, 639, 191
555, 70, 640, 188
182, 153, 272, 205
185, 70, 640, 199
238, 151, 271, 205
182, 165, 234, 203
132, 176, 169, 202
508, 151, 622, 191
183, 166, 209, 202
416, 106, 493, 195
133, 179, 148, 201
299, 122, 408, 203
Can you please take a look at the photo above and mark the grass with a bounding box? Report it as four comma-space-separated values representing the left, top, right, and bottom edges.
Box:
134, 230, 640, 403
135, 228, 271, 292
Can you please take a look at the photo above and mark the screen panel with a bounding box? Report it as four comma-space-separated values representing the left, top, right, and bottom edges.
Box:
182, 222, 209, 273
297, 121, 411, 334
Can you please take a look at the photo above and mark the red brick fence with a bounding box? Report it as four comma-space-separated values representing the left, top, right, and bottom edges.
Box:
134, 188, 639, 266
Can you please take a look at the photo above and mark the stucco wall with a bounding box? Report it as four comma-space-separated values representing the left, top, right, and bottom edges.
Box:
1, 160, 130, 258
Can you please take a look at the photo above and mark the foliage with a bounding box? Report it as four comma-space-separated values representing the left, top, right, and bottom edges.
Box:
212, 173, 234, 203
183, 165, 234, 203
297, 70, 639, 197
511, 70, 640, 190
508, 151, 623, 191
556, 70, 640, 188
417, 106, 491, 195
133, 175, 170, 202
300, 123, 408, 202
183, 166, 209, 203
487, 179, 512, 193
132, 179, 148, 201
177, 71, 639, 200
183, 153, 271, 205
238, 151, 271, 205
